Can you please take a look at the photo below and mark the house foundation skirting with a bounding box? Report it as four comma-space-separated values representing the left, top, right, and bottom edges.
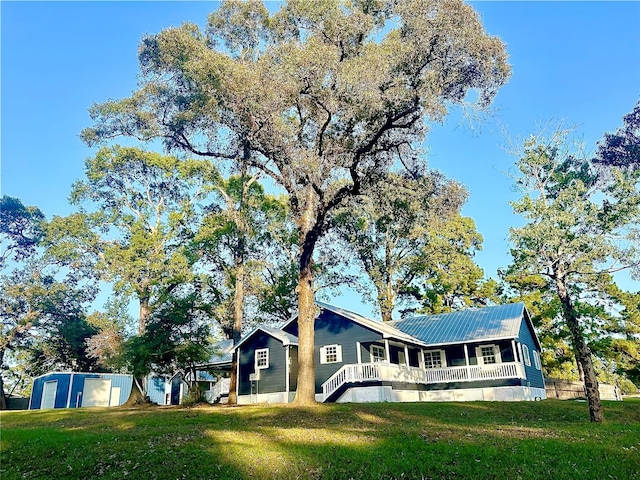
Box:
335, 385, 547, 403
237, 391, 294, 405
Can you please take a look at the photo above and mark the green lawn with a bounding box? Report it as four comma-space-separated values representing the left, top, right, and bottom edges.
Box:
1, 399, 639, 480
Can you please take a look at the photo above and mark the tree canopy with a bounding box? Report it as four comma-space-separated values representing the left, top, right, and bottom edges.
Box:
333, 171, 492, 321
47, 146, 219, 334
0, 196, 45, 269
82, 0, 510, 404
595, 100, 640, 170
506, 128, 640, 422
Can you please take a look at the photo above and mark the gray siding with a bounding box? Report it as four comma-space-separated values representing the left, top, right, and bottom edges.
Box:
518, 318, 545, 388
285, 310, 383, 393
238, 331, 288, 395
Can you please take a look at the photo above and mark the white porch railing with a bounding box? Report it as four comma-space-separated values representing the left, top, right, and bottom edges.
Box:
205, 378, 230, 404
321, 362, 525, 402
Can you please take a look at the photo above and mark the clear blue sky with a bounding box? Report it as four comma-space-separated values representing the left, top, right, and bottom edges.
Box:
2, 1, 639, 317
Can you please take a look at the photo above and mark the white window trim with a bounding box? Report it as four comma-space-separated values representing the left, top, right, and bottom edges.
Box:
255, 348, 269, 369
522, 344, 532, 367
423, 349, 447, 369
475, 344, 502, 365
320, 344, 343, 364
370, 344, 386, 363
532, 349, 541, 370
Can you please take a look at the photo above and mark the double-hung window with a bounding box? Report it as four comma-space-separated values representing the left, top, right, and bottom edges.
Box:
370, 344, 386, 363
255, 348, 269, 369
476, 344, 502, 365
320, 344, 342, 364
423, 350, 446, 369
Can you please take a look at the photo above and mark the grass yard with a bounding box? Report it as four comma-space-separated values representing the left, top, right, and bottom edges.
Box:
1, 399, 639, 480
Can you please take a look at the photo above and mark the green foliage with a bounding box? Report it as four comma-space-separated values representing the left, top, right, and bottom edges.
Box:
0, 196, 45, 269
333, 171, 494, 320
2, 400, 640, 479
47, 146, 219, 333
82, 0, 511, 403
505, 127, 640, 420
595, 100, 640, 170
123, 292, 211, 379
1, 263, 100, 398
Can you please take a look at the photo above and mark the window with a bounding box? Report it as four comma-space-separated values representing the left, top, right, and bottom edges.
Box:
522, 344, 531, 366
398, 350, 407, 366
423, 350, 446, 369
533, 350, 541, 370
255, 348, 269, 369
370, 344, 386, 363
320, 344, 342, 364
476, 345, 502, 365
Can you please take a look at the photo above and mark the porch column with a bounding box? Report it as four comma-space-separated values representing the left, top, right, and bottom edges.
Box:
463, 344, 471, 380
511, 339, 519, 362
404, 345, 410, 366
356, 342, 362, 364
384, 339, 391, 364
420, 350, 425, 369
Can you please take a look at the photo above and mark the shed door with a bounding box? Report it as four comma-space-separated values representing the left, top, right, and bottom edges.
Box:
82, 378, 111, 407
109, 386, 121, 406
41, 380, 57, 409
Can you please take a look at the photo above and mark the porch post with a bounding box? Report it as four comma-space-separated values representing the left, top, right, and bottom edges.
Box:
420, 350, 425, 369
511, 339, 518, 362
356, 342, 362, 364
463, 344, 471, 380
404, 345, 410, 366
384, 339, 390, 364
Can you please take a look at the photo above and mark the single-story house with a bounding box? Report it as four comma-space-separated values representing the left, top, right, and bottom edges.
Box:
233, 302, 546, 404
29, 372, 133, 409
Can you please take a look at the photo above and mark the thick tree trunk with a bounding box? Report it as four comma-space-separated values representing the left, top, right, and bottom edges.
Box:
576, 352, 585, 382
377, 283, 395, 322
138, 293, 151, 396
138, 295, 151, 336
555, 277, 603, 422
294, 259, 317, 404
227, 244, 245, 405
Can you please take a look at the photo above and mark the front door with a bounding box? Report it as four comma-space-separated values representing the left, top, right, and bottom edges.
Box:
170, 377, 182, 405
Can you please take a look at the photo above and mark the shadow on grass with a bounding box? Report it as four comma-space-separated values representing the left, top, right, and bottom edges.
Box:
2, 400, 639, 479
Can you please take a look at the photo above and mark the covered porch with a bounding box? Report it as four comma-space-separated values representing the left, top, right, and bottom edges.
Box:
322, 339, 527, 402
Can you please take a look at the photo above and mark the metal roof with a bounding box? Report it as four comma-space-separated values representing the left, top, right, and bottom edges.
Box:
390, 303, 527, 346
203, 339, 235, 366
234, 325, 299, 351
316, 301, 429, 347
